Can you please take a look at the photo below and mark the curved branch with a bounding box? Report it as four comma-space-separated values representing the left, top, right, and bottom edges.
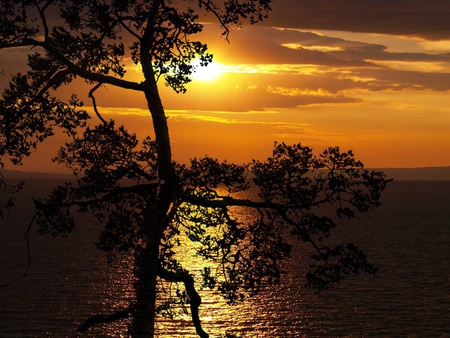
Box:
117, 16, 141, 40
34, 0, 50, 39
76, 310, 129, 333
35, 68, 71, 99
158, 267, 209, 338
39, 182, 159, 210
88, 83, 107, 124
0, 209, 39, 287
0, 38, 42, 49
43, 39, 145, 91
198, 0, 230, 42
0, 38, 145, 91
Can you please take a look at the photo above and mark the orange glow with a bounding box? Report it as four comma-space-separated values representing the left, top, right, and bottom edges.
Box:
2, 23, 450, 173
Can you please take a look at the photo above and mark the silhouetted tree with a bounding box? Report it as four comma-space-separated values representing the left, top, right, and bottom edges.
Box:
0, 1, 390, 337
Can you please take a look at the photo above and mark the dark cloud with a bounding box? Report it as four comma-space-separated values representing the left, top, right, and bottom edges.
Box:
208, 27, 380, 67
211, 27, 450, 67
265, 0, 450, 41
275, 29, 450, 63
348, 68, 450, 92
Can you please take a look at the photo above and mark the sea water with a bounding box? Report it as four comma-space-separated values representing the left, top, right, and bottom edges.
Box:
0, 179, 449, 337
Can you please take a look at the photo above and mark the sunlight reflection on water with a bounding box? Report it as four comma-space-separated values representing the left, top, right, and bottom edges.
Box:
0, 180, 449, 337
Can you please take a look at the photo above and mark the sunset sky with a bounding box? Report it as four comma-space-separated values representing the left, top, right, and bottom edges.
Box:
1, 0, 450, 172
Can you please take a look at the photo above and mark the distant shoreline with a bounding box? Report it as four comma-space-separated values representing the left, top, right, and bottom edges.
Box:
373, 167, 450, 181
1, 169, 73, 180
2, 166, 450, 181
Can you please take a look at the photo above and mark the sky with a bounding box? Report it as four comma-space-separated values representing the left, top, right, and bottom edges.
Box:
1, 0, 450, 172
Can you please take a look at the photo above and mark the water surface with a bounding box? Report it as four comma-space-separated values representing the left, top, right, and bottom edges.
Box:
0, 180, 449, 337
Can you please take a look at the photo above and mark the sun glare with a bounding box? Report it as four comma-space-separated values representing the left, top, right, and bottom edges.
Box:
192, 59, 224, 81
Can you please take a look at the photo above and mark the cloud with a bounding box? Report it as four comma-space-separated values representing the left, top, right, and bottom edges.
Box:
194, 27, 450, 108
265, 0, 450, 41
208, 26, 379, 67
244, 28, 450, 65
41, 22, 450, 115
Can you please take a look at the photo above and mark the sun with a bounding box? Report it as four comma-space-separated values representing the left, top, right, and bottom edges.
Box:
191, 59, 225, 82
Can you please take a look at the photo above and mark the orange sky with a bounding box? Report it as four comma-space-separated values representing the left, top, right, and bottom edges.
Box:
1, 1, 450, 172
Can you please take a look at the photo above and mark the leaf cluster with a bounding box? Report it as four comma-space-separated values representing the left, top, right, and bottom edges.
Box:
0, 1, 391, 332
0, 71, 88, 165
1, 1, 274, 95
32, 127, 390, 303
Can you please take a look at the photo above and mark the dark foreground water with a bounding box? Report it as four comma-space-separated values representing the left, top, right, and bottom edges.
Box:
0, 180, 449, 337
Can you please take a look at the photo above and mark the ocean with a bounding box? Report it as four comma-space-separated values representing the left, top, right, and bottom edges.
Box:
0, 179, 449, 337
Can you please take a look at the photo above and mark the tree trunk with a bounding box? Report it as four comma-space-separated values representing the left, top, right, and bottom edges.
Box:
132, 14, 176, 332
132, 232, 160, 337
130, 74, 175, 336
144, 86, 175, 182
131, 182, 172, 337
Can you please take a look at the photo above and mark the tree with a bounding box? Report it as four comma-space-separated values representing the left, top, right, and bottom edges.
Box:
0, 1, 390, 337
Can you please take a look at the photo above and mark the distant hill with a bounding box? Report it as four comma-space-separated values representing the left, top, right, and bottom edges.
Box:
1, 169, 73, 179
2, 166, 450, 181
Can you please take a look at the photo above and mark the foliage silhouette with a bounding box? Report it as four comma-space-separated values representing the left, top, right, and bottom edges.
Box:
0, 1, 390, 337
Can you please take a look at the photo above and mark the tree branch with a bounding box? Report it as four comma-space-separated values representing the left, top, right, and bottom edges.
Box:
33, 0, 50, 39
0, 38, 42, 49
0, 209, 38, 287
0, 37, 145, 91
88, 83, 107, 124
158, 267, 209, 338
76, 310, 129, 333
141, 0, 163, 53
43, 38, 144, 91
198, 0, 230, 42
38, 182, 159, 210
35, 68, 71, 98
117, 17, 141, 40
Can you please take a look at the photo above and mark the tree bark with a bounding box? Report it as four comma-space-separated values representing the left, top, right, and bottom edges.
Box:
158, 268, 209, 338
131, 179, 173, 337
131, 65, 175, 338
130, 3, 177, 334
131, 227, 161, 337
131, 93, 174, 337
144, 84, 175, 182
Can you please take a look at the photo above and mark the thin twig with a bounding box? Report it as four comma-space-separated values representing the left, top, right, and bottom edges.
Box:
0, 209, 39, 287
